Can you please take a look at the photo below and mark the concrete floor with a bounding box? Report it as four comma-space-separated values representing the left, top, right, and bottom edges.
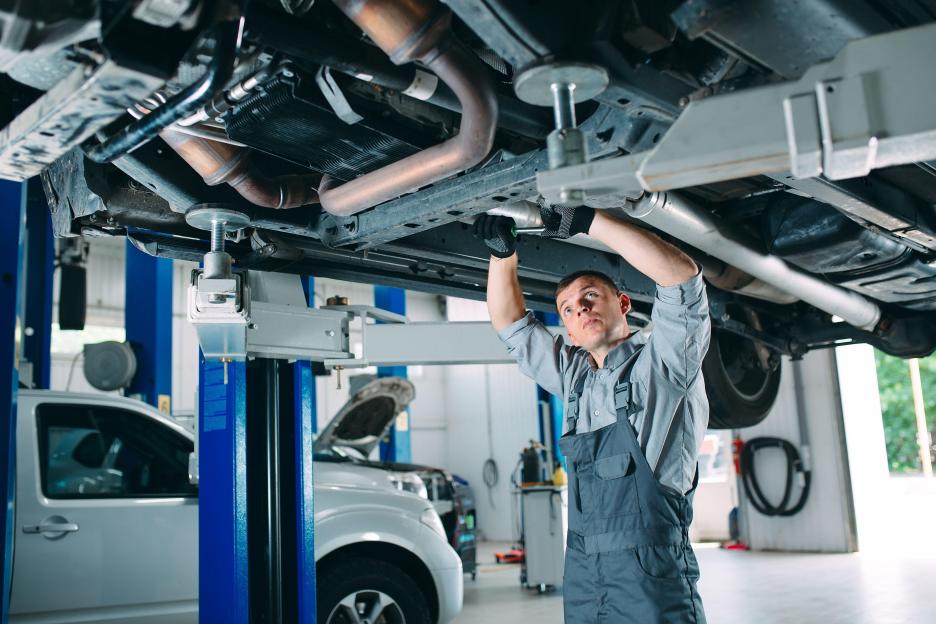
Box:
459, 540, 936, 623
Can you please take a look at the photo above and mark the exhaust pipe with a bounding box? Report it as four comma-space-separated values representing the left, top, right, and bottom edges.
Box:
319, 0, 498, 216
692, 256, 799, 305
160, 127, 320, 209
623, 192, 882, 331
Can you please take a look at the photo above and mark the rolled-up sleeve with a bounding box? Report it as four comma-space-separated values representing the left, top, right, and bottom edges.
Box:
649, 271, 711, 388
498, 312, 578, 397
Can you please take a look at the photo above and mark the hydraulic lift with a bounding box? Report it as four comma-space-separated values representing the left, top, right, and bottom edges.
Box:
185, 206, 558, 621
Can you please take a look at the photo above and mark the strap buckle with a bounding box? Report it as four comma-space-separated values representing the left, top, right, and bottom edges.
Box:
614, 381, 631, 413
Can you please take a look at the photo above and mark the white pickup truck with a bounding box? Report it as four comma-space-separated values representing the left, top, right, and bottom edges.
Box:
9, 389, 463, 624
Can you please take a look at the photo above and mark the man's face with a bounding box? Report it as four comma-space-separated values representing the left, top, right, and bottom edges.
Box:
556, 277, 631, 352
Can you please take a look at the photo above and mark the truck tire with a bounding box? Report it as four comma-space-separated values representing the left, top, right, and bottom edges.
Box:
318, 557, 432, 624
702, 326, 781, 429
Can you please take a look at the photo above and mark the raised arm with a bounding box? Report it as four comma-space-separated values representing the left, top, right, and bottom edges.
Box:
586, 210, 698, 287
587, 210, 709, 387
475, 214, 580, 396
537, 206, 709, 387
486, 253, 526, 332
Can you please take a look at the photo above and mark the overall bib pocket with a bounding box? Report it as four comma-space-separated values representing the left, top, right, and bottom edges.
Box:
593, 452, 638, 518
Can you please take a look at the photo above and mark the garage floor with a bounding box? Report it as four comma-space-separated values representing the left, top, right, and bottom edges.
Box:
459, 540, 935, 623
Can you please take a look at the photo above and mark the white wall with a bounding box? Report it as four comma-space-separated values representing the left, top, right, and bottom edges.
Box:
171, 259, 199, 414
48, 238, 201, 418
50, 237, 125, 394
444, 297, 542, 541
739, 351, 857, 552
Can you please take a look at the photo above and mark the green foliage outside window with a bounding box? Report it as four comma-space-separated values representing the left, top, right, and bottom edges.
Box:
874, 351, 936, 473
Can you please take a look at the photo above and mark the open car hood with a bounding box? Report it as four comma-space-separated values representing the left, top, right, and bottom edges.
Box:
314, 376, 415, 456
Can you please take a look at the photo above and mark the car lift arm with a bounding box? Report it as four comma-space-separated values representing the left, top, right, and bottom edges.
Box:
188, 269, 557, 366
537, 21, 936, 254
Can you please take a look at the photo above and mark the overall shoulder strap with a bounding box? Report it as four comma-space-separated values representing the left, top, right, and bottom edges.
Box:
612, 346, 645, 421
566, 373, 587, 433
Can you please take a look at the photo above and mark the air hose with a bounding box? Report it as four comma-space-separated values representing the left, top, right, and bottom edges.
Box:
740, 437, 811, 517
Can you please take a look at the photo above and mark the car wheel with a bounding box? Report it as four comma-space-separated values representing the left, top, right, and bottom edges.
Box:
318, 557, 431, 624
702, 326, 781, 429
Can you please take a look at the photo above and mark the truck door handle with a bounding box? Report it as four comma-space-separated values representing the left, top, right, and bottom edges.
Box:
23, 517, 79, 535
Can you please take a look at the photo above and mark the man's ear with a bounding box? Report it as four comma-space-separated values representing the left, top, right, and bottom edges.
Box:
618, 292, 631, 315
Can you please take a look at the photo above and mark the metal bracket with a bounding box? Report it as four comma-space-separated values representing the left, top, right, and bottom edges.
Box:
315, 66, 363, 125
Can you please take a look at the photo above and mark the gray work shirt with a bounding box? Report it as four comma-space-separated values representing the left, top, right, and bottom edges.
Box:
498, 272, 711, 495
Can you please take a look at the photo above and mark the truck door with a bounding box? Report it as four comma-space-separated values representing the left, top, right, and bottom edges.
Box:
10, 400, 198, 623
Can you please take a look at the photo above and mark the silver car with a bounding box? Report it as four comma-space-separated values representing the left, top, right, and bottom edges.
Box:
10, 390, 462, 623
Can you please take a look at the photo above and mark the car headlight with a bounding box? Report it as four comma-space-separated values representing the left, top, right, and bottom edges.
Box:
387, 471, 429, 499
420, 507, 447, 540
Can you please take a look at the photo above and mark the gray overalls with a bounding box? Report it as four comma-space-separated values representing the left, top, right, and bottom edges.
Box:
496, 272, 711, 623
559, 350, 705, 623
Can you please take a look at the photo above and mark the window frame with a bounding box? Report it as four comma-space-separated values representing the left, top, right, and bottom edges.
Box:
36, 402, 198, 500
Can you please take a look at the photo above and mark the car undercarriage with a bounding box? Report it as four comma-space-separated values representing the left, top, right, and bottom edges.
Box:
4, 0, 936, 427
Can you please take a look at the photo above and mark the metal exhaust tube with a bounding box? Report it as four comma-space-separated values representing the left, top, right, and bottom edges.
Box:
623, 192, 882, 330
160, 127, 319, 209
320, 0, 498, 216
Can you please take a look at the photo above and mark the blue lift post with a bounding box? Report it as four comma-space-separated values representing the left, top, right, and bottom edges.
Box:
0, 180, 26, 624
374, 285, 411, 463
125, 241, 173, 411
199, 358, 250, 623
295, 276, 316, 623
535, 312, 566, 471
23, 179, 52, 389
198, 272, 315, 624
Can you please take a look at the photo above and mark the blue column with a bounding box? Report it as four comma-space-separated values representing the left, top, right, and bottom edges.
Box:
125, 241, 172, 411
23, 180, 52, 389
536, 312, 566, 471
199, 358, 249, 624
295, 276, 316, 623
374, 286, 410, 463
0, 180, 26, 624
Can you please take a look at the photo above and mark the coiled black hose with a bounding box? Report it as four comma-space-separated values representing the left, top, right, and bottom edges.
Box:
740, 437, 811, 517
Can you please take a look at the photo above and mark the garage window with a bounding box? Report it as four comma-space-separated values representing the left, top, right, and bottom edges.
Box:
36, 403, 197, 499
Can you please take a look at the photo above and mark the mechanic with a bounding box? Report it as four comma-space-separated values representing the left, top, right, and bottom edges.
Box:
476, 205, 710, 623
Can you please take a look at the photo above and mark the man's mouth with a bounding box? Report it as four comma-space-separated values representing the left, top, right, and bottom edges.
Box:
582, 318, 602, 329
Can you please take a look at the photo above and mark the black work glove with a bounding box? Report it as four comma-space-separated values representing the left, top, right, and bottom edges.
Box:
539, 204, 595, 239
473, 214, 517, 258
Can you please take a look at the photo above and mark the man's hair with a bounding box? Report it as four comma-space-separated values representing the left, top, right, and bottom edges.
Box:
554, 270, 620, 301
